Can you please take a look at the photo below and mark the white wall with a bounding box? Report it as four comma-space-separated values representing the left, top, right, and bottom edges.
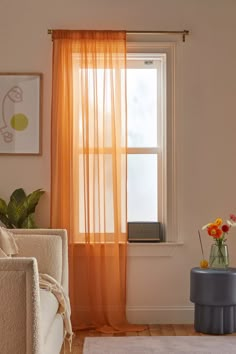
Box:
1, 0, 236, 323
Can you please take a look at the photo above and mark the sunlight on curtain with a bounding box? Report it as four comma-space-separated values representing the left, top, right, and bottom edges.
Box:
51, 30, 146, 333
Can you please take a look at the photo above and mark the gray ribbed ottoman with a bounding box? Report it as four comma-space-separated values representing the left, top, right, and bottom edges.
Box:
190, 267, 236, 334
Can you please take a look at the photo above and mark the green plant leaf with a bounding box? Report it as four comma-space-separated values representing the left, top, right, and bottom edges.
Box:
7, 199, 27, 228
7, 188, 28, 227
0, 213, 14, 228
0, 188, 44, 229
21, 214, 37, 228
10, 188, 27, 204
0, 198, 7, 214
24, 189, 45, 215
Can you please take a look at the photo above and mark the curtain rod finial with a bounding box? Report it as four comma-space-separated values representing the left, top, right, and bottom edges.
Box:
183, 30, 189, 42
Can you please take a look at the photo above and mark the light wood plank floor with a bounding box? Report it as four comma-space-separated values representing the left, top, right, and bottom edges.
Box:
62, 324, 236, 354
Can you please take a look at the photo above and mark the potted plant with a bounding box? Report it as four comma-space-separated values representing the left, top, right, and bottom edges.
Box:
0, 188, 45, 228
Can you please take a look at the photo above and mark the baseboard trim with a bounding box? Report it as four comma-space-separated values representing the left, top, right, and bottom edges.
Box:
126, 305, 194, 324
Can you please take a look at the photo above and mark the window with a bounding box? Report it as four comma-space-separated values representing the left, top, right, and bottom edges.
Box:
74, 41, 177, 242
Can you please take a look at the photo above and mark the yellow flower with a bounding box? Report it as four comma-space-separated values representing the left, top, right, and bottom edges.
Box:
214, 218, 223, 226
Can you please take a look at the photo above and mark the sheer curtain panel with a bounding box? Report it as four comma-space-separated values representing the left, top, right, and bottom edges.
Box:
51, 30, 146, 333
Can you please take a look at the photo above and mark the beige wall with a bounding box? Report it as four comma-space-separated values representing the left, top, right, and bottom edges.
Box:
1, 0, 236, 323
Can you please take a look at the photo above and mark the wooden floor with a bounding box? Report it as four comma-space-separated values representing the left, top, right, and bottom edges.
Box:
62, 324, 236, 354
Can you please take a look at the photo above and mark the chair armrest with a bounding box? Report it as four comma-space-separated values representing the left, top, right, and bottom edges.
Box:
0, 258, 41, 354
11, 229, 69, 295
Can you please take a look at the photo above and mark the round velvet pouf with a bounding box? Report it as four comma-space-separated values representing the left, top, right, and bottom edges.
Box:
190, 267, 236, 334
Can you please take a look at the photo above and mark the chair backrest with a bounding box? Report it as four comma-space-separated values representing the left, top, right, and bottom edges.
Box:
10, 229, 69, 295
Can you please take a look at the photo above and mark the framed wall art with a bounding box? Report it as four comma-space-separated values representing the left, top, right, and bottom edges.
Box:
0, 73, 42, 155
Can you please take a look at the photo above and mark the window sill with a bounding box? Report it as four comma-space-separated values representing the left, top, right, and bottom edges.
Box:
127, 242, 184, 257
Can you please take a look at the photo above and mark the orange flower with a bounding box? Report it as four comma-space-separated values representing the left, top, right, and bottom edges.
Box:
207, 224, 223, 239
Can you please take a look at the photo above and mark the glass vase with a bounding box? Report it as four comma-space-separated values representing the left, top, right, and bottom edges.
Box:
209, 243, 229, 269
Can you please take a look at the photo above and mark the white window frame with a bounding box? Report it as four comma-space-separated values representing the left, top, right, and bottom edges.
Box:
127, 41, 179, 243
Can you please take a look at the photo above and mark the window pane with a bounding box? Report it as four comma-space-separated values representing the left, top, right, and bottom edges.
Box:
127, 154, 158, 221
127, 68, 157, 147
73, 65, 126, 149
78, 154, 114, 233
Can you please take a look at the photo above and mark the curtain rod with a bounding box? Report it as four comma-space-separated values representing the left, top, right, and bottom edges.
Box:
47, 29, 189, 42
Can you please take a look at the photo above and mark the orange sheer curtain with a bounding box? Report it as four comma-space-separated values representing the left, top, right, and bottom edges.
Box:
51, 30, 146, 333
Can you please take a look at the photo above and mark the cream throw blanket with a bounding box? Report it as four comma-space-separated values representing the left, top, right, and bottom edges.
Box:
0, 227, 73, 351
39, 273, 73, 350
0, 227, 19, 256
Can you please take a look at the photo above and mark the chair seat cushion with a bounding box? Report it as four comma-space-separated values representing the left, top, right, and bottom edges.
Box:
40, 289, 59, 343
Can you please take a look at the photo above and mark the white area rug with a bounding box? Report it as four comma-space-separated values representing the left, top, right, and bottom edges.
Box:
83, 336, 236, 354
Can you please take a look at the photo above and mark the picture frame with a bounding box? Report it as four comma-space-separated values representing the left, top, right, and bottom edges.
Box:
0, 73, 42, 155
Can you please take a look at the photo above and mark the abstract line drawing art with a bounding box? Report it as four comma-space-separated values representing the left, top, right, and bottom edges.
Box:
0, 73, 42, 155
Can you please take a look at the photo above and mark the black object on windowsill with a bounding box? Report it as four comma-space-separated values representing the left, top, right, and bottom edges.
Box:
128, 222, 163, 243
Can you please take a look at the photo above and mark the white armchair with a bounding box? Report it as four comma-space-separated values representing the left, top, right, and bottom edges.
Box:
0, 229, 69, 354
